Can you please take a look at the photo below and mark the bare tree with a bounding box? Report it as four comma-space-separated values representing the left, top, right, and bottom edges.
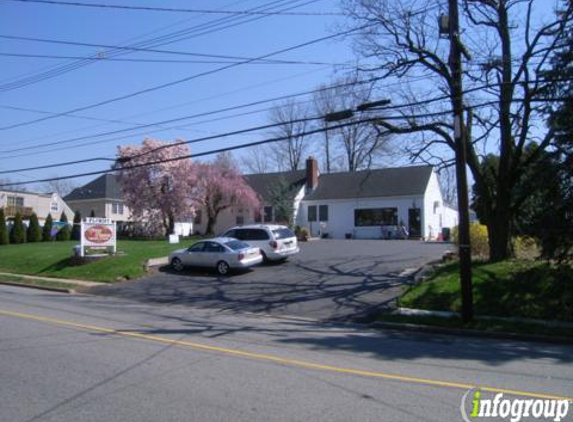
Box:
438, 165, 458, 206
267, 99, 312, 171
43, 178, 78, 197
314, 75, 392, 171
342, 0, 572, 261
240, 145, 273, 174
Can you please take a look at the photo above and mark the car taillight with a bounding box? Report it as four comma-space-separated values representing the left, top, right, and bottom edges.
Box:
269, 240, 278, 249
238, 253, 245, 261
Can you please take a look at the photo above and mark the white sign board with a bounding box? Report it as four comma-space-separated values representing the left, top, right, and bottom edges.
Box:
80, 219, 116, 257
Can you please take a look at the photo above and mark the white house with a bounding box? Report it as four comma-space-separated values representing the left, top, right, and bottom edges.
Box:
0, 189, 73, 224
205, 157, 458, 240
69, 158, 458, 240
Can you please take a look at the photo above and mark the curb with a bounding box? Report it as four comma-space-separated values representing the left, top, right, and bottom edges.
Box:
0, 280, 75, 294
369, 320, 573, 345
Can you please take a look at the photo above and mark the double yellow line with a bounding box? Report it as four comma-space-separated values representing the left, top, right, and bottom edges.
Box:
0, 308, 571, 401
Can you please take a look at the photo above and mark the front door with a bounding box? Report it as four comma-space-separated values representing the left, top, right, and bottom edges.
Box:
408, 208, 421, 239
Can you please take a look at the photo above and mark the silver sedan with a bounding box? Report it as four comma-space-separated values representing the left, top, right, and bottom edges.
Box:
170, 237, 263, 275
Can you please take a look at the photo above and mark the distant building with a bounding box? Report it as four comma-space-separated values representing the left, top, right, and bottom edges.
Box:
71, 159, 459, 240
0, 189, 73, 224
197, 157, 459, 240
65, 174, 130, 223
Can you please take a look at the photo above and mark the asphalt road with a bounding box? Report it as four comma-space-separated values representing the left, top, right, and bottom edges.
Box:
0, 285, 572, 422
90, 240, 451, 321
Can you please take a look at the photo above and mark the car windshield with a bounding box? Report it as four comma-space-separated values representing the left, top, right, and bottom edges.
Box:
224, 240, 251, 251
272, 228, 295, 240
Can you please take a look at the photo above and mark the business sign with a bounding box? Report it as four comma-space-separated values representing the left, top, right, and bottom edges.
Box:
80, 219, 116, 257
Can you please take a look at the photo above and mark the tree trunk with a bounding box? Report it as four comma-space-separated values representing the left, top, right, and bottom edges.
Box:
205, 213, 218, 236
487, 209, 513, 262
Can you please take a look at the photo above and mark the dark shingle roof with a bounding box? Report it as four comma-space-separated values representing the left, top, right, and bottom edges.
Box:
64, 174, 123, 201
243, 170, 306, 202
303, 165, 433, 201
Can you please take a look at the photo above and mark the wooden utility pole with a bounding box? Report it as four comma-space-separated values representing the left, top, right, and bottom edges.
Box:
447, 0, 474, 322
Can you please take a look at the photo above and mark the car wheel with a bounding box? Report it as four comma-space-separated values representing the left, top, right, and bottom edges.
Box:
216, 261, 230, 275
260, 251, 269, 263
172, 258, 184, 272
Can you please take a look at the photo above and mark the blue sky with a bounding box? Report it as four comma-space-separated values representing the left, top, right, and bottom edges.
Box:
0, 0, 353, 190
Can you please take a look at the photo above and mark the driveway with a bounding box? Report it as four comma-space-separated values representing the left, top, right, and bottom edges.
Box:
89, 240, 451, 322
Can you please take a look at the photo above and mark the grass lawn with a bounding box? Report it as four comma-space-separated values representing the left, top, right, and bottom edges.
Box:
399, 260, 573, 322
0, 239, 199, 283
375, 314, 573, 338
0, 273, 79, 291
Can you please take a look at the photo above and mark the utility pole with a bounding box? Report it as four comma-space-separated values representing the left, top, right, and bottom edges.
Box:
447, 0, 473, 322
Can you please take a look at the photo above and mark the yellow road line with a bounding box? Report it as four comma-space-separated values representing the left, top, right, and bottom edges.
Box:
1, 308, 571, 401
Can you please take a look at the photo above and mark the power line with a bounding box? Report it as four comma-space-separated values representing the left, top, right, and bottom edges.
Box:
0, 34, 325, 67
2, 74, 569, 157
2, 89, 570, 177
0, 0, 320, 91
0, 51, 350, 67
3, 0, 341, 15
0, 23, 373, 132
0, 75, 387, 154
0, 118, 383, 188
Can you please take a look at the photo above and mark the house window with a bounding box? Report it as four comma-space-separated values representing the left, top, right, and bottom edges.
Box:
193, 210, 202, 225
50, 201, 59, 212
308, 205, 317, 222
319, 205, 328, 222
6, 196, 24, 216
434, 201, 440, 214
236, 215, 245, 225
263, 206, 273, 223
254, 210, 262, 223
354, 208, 398, 226
112, 203, 124, 214
7, 196, 24, 208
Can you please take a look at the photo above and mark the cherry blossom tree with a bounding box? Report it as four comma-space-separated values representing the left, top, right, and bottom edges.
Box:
195, 153, 261, 235
115, 138, 196, 236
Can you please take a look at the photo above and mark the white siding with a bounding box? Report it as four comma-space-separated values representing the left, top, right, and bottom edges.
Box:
422, 171, 458, 240
0, 190, 73, 223
298, 196, 424, 239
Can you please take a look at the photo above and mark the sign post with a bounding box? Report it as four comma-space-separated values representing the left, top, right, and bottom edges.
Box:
80, 217, 116, 257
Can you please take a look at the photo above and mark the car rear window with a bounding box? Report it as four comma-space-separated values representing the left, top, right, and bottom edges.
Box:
224, 240, 251, 251
272, 228, 295, 240
235, 229, 269, 240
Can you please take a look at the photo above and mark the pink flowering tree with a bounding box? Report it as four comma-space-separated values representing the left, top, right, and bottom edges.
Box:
115, 138, 196, 236
195, 153, 261, 235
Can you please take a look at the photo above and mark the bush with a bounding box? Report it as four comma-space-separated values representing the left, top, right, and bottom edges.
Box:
10, 212, 26, 244
27, 213, 42, 243
42, 214, 53, 242
71, 211, 81, 241
56, 212, 71, 241
514, 236, 539, 259
0, 208, 8, 245
452, 223, 489, 258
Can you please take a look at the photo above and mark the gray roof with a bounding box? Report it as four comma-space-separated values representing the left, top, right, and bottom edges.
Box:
64, 174, 123, 201
243, 170, 306, 202
304, 165, 433, 201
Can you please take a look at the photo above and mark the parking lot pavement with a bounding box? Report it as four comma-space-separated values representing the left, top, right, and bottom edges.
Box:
89, 240, 451, 322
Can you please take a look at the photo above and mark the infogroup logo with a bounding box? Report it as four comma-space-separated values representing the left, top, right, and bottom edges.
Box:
461, 389, 571, 422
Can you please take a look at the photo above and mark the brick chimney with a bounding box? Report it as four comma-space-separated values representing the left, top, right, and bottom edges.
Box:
306, 156, 319, 192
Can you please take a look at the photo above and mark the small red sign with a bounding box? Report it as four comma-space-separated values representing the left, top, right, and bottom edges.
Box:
84, 225, 113, 244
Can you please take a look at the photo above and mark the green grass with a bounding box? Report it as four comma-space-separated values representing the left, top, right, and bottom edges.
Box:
375, 313, 573, 338
0, 239, 199, 283
400, 260, 573, 322
0, 274, 78, 290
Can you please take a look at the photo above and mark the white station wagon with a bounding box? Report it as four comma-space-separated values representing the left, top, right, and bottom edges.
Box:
221, 225, 299, 262
170, 237, 263, 275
